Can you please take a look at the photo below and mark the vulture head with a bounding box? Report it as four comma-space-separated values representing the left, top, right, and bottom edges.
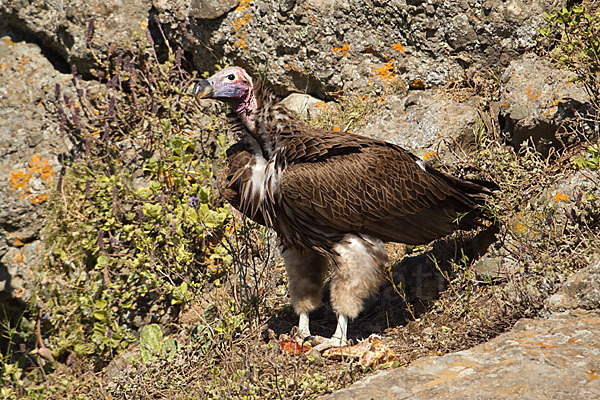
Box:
194, 67, 257, 124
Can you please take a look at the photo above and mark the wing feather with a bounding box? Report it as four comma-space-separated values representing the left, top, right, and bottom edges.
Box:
279, 131, 487, 245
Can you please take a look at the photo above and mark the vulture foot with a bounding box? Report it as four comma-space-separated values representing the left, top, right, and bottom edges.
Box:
307, 335, 350, 354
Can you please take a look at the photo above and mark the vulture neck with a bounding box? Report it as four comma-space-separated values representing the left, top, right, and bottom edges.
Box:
233, 87, 258, 133
233, 83, 282, 159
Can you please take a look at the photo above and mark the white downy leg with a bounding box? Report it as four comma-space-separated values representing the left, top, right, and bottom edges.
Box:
331, 314, 348, 344
298, 311, 311, 338
281, 247, 328, 341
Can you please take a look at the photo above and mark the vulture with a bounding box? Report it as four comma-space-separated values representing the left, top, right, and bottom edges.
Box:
194, 67, 493, 349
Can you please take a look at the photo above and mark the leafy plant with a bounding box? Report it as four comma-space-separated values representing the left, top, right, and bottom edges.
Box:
139, 324, 179, 362
572, 143, 600, 171
26, 28, 232, 371
539, 5, 600, 102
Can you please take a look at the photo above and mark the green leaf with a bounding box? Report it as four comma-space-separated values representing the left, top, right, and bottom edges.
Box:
143, 203, 162, 219
96, 255, 109, 268
140, 324, 163, 363
162, 338, 179, 360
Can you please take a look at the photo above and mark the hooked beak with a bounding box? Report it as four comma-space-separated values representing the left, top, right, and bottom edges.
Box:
193, 79, 213, 101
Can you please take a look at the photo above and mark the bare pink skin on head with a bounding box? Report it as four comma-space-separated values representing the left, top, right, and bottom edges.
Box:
207, 67, 258, 131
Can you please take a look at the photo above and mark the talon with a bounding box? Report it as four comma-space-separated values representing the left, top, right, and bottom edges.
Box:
302, 335, 315, 345
306, 336, 349, 353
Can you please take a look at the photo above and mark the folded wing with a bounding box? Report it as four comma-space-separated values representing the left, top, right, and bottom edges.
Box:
279, 131, 489, 245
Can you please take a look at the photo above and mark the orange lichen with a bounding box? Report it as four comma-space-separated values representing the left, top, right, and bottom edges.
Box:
1, 64, 7, 70
332, 44, 350, 56
12, 251, 25, 265
30, 193, 48, 205
536, 342, 554, 349
392, 43, 405, 55
14, 237, 24, 247
231, 4, 252, 50
232, 13, 252, 32
285, 63, 300, 73
234, 37, 247, 49
316, 101, 329, 111
332, 125, 341, 132
371, 60, 399, 86
515, 222, 527, 234
3, 37, 13, 46
9, 154, 54, 202
28, 153, 55, 180
236, 0, 252, 11
553, 191, 568, 203
409, 80, 426, 90
525, 87, 539, 101
9, 170, 32, 193
423, 151, 437, 160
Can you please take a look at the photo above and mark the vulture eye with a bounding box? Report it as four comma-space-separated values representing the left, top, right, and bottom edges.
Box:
227, 74, 235, 81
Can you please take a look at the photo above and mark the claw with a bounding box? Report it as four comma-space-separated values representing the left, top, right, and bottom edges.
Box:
302, 335, 316, 345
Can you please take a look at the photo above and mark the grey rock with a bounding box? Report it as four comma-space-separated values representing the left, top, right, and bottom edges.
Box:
473, 239, 522, 281
359, 91, 478, 162
280, 93, 327, 120
278, 0, 296, 13
1, 0, 151, 76
447, 13, 478, 50
0, 35, 72, 304
189, 0, 238, 20
499, 53, 590, 154
326, 309, 600, 400
545, 260, 600, 313
1, 0, 565, 96
105, 345, 139, 382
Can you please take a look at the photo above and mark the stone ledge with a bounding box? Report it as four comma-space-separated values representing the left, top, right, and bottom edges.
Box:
324, 309, 600, 400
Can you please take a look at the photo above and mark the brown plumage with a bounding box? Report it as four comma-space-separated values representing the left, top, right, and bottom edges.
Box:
195, 67, 494, 348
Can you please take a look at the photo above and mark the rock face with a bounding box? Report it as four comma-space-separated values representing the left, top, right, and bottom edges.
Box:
325, 263, 600, 400
0, 34, 71, 305
359, 91, 479, 160
1, 0, 151, 76
189, 0, 565, 96
1, 0, 566, 96
499, 53, 590, 154
325, 310, 600, 400
190, 0, 239, 20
